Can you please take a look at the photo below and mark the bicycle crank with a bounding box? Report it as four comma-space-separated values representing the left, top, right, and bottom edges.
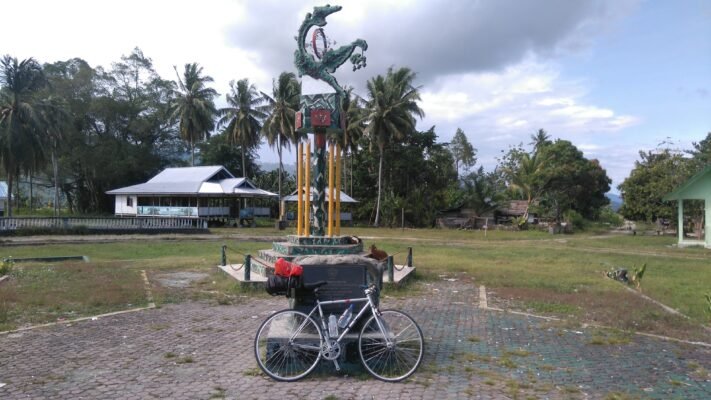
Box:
321, 341, 341, 361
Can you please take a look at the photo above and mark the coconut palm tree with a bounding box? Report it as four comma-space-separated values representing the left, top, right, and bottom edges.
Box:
529, 128, 551, 152
171, 63, 217, 166
505, 152, 546, 225
262, 72, 301, 210
0, 56, 49, 216
41, 96, 69, 216
218, 79, 266, 178
329, 88, 365, 195
364, 67, 424, 226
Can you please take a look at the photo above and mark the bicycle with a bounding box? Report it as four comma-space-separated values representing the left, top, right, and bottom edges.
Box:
254, 281, 424, 382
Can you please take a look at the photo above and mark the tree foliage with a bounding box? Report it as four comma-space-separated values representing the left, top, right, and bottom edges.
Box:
2, 49, 629, 228
171, 62, 217, 166
0, 56, 52, 216
618, 150, 693, 222
449, 128, 476, 178
364, 67, 424, 226
262, 72, 300, 206
218, 79, 266, 179
537, 140, 610, 221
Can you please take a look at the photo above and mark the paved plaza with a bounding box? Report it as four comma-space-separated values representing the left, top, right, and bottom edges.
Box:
1, 280, 709, 399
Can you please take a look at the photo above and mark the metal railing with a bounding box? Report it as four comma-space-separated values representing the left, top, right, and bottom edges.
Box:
0, 216, 207, 231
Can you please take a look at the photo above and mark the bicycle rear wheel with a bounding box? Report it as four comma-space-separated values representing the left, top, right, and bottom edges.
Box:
358, 310, 424, 381
254, 310, 323, 381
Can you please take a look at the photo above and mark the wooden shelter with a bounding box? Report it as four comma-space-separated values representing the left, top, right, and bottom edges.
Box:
663, 166, 711, 248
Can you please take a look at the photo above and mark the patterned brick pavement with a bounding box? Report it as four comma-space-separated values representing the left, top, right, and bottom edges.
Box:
0, 280, 709, 399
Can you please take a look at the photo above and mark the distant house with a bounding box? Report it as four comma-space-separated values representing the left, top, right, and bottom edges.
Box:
663, 166, 711, 248
495, 200, 537, 224
0, 181, 7, 216
106, 166, 277, 219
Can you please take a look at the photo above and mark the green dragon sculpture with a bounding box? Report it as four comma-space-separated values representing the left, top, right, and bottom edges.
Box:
294, 4, 367, 98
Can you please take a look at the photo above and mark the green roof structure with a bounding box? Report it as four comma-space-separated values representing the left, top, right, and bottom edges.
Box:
663, 166, 711, 248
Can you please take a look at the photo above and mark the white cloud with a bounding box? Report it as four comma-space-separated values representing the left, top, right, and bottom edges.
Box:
420, 60, 638, 137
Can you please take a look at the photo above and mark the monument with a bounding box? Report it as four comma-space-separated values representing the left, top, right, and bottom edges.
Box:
220, 4, 414, 301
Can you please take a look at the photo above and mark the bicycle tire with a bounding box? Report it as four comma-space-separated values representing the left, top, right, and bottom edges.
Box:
254, 309, 323, 381
358, 309, 424, 382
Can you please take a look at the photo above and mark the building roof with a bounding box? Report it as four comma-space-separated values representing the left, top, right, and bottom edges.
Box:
282, 187, 358, 203
663, 165, 711, 201
106, 166, 277, 197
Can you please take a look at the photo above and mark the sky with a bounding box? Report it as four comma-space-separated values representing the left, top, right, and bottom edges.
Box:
1, 0, 709, 192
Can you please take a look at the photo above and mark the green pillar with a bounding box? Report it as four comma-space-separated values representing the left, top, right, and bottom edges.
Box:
313, 133, 327, 237
706, 197, 711, 248
677, 200, 684, 245
244, 254, 251, 281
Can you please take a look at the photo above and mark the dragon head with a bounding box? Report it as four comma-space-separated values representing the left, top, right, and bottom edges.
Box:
307, 4, 342, 27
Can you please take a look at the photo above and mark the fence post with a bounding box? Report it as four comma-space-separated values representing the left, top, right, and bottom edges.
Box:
387, 255, 394, 283
221, 245, 227, 266
407, 247, 413, 268
244, 254, 251, 281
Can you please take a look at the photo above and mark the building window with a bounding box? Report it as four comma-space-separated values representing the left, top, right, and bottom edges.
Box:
127, 197, 133, 207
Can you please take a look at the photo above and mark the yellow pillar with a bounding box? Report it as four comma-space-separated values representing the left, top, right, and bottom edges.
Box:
304, 141, 311, 237
296, 142, 303, 236
328, 142, 335, 237
335, 144, 342, 236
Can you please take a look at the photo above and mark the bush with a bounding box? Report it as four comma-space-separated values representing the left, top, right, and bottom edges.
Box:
564, 210, 587, 231
598, 206, 624, 227
0, 257, 14, 276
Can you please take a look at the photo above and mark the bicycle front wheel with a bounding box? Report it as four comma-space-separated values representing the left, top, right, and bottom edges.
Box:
358, 310, 424, 381
254, 310, 323, 381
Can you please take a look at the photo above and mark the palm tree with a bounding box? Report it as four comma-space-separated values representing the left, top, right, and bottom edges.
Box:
330, 88, 365, 195
262, 72, 301, 210
364, 67, 424, 226
0, 56, 48, 216
171, 63, 217, 166
529, 129, 551, 152
40, 96, 69, 216
218, 79, 266, 178
505, 152, 546, 224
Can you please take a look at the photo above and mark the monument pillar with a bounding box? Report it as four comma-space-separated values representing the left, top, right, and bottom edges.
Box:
313, 132, 327, 236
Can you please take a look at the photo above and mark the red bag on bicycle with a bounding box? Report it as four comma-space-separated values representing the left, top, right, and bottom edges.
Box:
275, 258, 303, 277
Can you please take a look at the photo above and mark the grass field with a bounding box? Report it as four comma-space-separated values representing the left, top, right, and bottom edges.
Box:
1, 227, 709, 341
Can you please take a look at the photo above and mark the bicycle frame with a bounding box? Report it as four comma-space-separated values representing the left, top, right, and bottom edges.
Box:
288, 286, 390, 370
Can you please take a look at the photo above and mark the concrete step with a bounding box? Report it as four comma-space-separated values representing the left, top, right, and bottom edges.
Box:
272, 241, 363, 256
258, 249, 295, 266
286, 235, 360, 246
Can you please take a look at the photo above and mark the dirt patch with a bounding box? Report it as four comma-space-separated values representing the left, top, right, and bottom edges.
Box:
154, 272, 210, 288
490, 286, 709, 342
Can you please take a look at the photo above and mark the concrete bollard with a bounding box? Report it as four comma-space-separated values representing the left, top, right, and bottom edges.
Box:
221, 245, 227, 266
407, 247, 413, 268
244, 254, 251, 281
387, 255, 394, 283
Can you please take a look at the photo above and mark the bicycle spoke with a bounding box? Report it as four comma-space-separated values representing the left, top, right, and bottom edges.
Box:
255, 310, 322, 381
359, 311, 423, 381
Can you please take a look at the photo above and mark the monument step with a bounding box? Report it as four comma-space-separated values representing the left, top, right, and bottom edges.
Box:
272, 241, 363, 256
258, 249, 295, 266
286, 235, 361, 246
249, 255, 276, 276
